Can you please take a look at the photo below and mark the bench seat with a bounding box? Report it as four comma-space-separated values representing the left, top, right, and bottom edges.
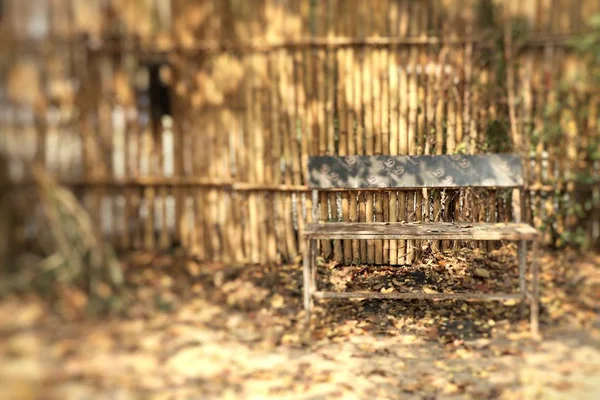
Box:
303, 222, 539, 241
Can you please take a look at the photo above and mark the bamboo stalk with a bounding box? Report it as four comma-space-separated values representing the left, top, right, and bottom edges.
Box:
245, 54, 258, 263
337, 46, 352, 265
317, 48, 327, 156
193, 188, 205, 260
364, 47, 375, 264
479, 67, 491, 251
415, 46, 426, 256
389, 20, 400, 264
505, 17, 522, 155
255, 75, 268, 264
443, 72, 457, 252
288, 49, 303, 259
143, 186, 155, 250
357, 49, 368, 263
374, 48, 384, 265
284, 192, 297, 262
406, 47, 418, 264
432, 46, 447, 253
305, 47, 316, 180
398, 47, 408, 264
279, 49, 294, 261
269, 49, 283, 263
323, 45, 342, 263
346, 46, 360, 264
273, 191, 286, 262
381, 46, 391, 265
424, 43, 434, 246
158, 186, 169, 250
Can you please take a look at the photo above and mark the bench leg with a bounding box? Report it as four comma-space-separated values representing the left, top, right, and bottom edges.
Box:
303, 239, 313, 327
530, 240, 540, 338
310, 240, 317, 294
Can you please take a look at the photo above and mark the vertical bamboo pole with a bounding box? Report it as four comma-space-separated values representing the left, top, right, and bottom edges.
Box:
208, 116, 222, 261
303, 28, 316, 259
254, 79, 267, 264
424, 40, 435, 234
140, 68, 155, 252
406, 47, 418, 264
204, 112, 216, 259
280, 48, 294, 261
364, 47, 375, 264
231, 102, 245, 262
432, 47, 446, 254
158, 191, 169, 252
173, 83, 186, 258
398, 46, 408, 264
443, 67, 457, 252
337, 46, 352, 265
244, 54, 258, 263
373, 48, 384, 265
324, 45, 342, 263
279, 78, 291, 263
236, 67, 248, 261
387, 3, 399, 266
415, 45, 426, 256
357, 50, 368, 264
287, 49, 303, 258
588, 92, 599, 248
310, 9, 327, 257
532, 58, 544, 233
543, 44, 556, 244
469, 65, 482, 242
463, 21, 475, 237
381, 46, 391, 265
268, 50, 280, 263
347, 46, 360, 264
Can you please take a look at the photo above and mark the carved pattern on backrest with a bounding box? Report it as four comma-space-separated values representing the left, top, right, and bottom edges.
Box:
308, 154, 523, 189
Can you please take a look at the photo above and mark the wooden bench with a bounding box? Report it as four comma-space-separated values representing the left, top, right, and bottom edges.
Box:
302, 154, 541, 336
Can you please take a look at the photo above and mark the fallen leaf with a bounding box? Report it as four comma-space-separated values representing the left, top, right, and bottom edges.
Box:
270, 294, 285, 309
381, 286, 395, 294
185, 260, 201, 277
423, 286, 438, 294
475, 268, 491, 278
443, 382, 460, 394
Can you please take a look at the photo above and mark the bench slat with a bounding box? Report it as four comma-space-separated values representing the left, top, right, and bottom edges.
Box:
308, 154, 523, 189
313, 291, 525, 301
303, 222, 539, 241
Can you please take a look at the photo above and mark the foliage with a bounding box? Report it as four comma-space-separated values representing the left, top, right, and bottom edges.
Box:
0, 166, 124, 317
569, 14, 600, 86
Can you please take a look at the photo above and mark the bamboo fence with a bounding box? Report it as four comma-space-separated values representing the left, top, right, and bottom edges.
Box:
1, 0, 599, 266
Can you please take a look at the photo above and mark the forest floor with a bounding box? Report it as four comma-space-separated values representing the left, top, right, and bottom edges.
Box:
1, 245, 599, 399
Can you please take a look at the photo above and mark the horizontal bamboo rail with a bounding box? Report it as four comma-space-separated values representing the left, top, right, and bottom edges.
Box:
2, 179, 597, 193
313, 291, 525, 301
0, 33, 596, 54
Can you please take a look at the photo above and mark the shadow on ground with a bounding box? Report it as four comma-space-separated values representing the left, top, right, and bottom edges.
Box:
0, 247, 599, 399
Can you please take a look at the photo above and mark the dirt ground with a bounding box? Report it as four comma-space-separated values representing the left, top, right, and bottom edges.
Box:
1, 246, 599, 399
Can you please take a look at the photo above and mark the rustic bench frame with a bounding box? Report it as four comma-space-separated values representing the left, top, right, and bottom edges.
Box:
302, 154, 540, 337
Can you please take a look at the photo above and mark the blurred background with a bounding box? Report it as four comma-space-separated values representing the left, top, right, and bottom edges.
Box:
0, 1, 600, 399
0, 0, 599, 285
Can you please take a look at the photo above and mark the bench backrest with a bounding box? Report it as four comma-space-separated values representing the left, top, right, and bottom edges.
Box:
308, 154, 523, 189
